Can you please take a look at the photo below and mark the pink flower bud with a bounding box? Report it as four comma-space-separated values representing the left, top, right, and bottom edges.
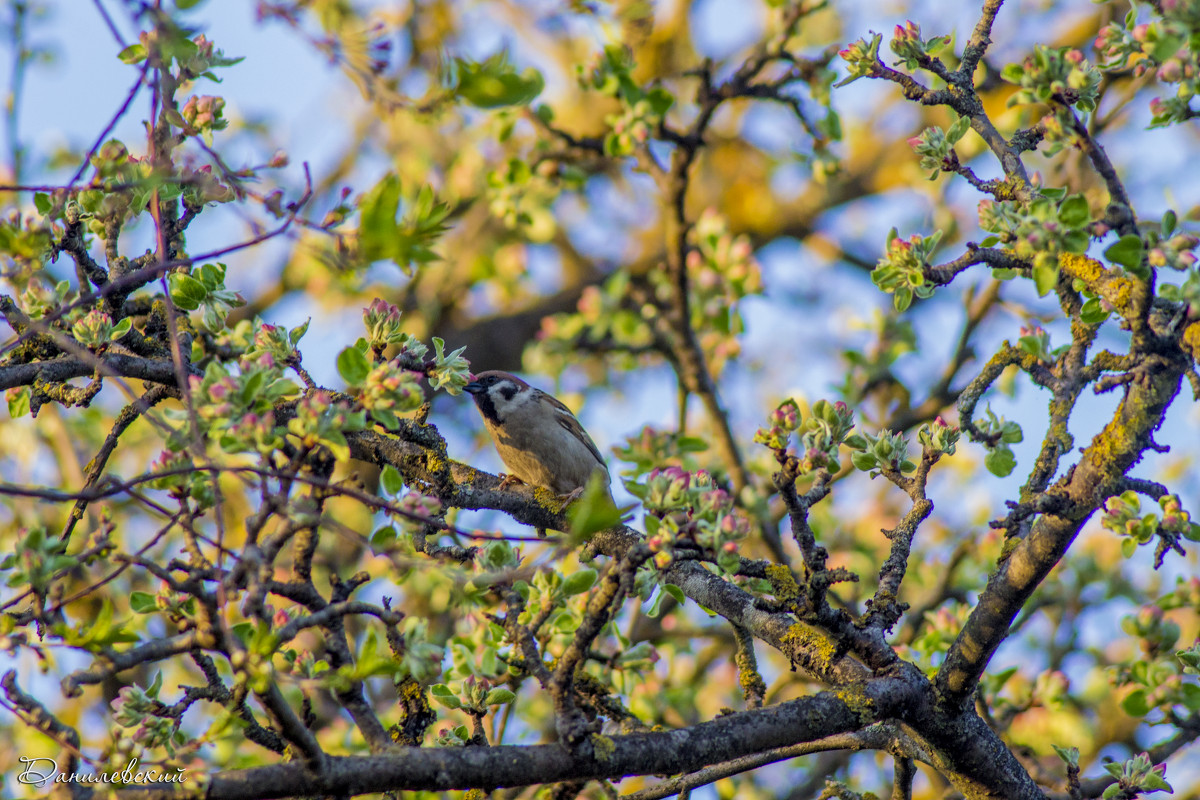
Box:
1158, 59, 1183, 82
1136, 606, 1163, 632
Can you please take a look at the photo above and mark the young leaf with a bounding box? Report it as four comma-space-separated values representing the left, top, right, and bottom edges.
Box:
984, 446, 1016, 477
380, 464, 406, 496
1104, 234, 1144, 271
336, 346, 371, 387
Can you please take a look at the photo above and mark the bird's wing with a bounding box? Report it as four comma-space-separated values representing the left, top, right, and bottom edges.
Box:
538, 391, 607, 468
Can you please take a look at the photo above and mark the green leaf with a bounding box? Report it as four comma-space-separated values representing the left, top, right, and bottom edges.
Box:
1120, 687, 1151, 717
850, 451, 878, 471
1105, 234, 1145, 271
289, 318, 311, 345
645, 87, 674, 116
380, 464, 406, 496
1121, 537, 1137, 558
358, 173, 402, 263
197, 262, 225, 290
945, 114, 971, 144
1000, 422, 1023, 444
566, 474, 623, 542
1180, 681, 1200, 711
1000, 63, 1025, 84
118, 43, 147, 64
168, 273, 207, 310
429, 683, 462, 709
1150, 31, 1186, 62
7, 386, 30, 418
984, 445, 1016, 477
1058, 195, 1090, 228
111, 318, 133, 340
320, 430, 351, 462
336, 346, 371, 387
130, 591, 157, 613
926, 35, 952, 56
1080, 297, 1110, 326
34, 193, 52, 215
455, 55, 544, 108
1052, 745, 1080, 768
1062, 230, 1089, 254
370, 526, 397, 551
1032, 261, 1058, 296
1161, 209, 1178, 238
562, 569, 598, 597
484, 687, 516, 706
662, 584, 685, 605
843, 434, 869, 450
818, 109, 842, 141
1143, 773, 1172, 793
646, 588, 669, 617
371, 408, 401, 431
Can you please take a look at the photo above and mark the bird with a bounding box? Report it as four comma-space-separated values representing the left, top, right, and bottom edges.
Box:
463, 370, 610, 500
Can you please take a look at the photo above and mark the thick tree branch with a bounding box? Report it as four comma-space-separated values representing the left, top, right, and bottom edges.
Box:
101, 681, 913, 799
0, 352, 194, 391
936, 345, 1186, 707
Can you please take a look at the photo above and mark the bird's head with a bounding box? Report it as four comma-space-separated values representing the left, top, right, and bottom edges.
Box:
464, 370, 531, 423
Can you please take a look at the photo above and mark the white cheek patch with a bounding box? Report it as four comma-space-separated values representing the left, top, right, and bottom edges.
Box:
490, 386, 533, 421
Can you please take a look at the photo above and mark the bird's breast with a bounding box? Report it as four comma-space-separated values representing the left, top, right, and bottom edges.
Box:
486, 418, 607, 495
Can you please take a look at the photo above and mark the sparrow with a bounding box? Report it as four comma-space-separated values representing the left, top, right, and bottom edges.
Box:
464, 371, 610, 499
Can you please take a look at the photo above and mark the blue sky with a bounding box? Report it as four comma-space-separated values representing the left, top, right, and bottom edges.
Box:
3, 1, 1199, 793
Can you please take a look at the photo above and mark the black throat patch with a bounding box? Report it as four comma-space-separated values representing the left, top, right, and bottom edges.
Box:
474, 389, 501, 424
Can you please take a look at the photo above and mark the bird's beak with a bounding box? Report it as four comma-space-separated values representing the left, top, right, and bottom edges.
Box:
464, 381, 484, 395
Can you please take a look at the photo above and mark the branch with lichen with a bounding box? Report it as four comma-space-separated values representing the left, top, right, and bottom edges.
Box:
936, 338, 1188, 707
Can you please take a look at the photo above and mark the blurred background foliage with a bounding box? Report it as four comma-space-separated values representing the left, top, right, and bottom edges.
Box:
0, 0, 1198, 798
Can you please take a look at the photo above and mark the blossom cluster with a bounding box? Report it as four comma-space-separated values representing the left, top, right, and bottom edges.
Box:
634, 467, 752, 574
1094, 4, 1200, 127
756, 398, 857, 475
